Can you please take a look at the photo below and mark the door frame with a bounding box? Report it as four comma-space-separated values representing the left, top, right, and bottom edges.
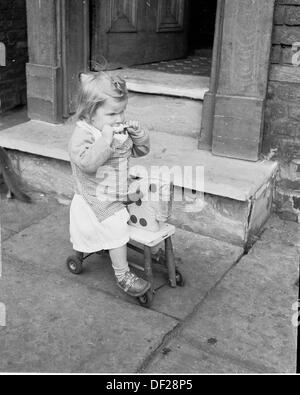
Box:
25, 0, 90, 123
25, 0, 276, 160
199, 0, 276, 161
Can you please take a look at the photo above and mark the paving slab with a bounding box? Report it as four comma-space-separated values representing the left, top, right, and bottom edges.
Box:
145, 229, 243, 319
1, 228, 16, 243
142, 338, 253, 374
0, 255, 177, 373
0, 191, 61, 235
145, 216, 300, 374
2, 205, 243, 320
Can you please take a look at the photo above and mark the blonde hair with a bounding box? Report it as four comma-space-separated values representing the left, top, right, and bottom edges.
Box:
73, 71, 128, 124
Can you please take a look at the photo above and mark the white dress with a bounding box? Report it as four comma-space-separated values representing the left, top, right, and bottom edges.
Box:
70, 194, 130, 253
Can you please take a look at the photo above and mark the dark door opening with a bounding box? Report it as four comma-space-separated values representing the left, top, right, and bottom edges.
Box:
0, 0, 29, 115
189, 0, 217, 55
0, 0, 29, 126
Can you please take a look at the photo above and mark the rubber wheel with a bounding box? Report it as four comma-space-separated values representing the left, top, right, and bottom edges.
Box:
175, 269, 184, 287
137, 290, 153, 308
66, 256, 83, 275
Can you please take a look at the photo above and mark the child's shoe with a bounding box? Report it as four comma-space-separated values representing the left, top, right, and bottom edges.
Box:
117, 271, 151, 297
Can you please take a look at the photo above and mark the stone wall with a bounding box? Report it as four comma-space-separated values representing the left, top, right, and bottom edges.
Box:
0, 0, 28, 113
263, 0, 300, 222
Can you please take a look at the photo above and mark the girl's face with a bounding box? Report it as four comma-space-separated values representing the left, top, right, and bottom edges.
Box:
92, 98, 127, 131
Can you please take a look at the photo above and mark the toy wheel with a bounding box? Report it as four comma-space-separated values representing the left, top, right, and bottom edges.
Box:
66, 256, 83, 275
137, 290, 153, 308
175, 269, 184, 287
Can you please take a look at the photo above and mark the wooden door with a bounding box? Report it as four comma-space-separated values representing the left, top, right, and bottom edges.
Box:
91, 0, 189, 69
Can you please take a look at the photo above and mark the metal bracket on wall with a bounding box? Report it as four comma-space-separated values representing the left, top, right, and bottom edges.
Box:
0, 42, 6, 66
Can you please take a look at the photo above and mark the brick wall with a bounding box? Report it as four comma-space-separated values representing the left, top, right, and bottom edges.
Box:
263, 0, 300, 222
0, 0, 28, 113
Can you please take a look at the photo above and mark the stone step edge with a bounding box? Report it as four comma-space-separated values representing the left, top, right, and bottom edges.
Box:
108, 69, 210, 100
0, 133, 278, 206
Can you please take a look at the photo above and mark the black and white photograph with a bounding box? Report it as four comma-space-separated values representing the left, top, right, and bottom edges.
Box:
0, 0, 299, 377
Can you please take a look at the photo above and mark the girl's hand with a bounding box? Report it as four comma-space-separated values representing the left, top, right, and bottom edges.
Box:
102, 124, 114, 146
126, 120, 142, 138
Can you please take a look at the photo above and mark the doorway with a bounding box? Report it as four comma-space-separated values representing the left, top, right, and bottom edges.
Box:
0, 0, 29, 114
134, 0, 217, 77
91, 0, 189, 69
90, 0, 217, 77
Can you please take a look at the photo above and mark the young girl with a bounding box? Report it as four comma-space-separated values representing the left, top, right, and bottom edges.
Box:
68, 71, 151, 298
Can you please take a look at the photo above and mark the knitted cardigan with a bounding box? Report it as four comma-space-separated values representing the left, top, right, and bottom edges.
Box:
69, 120, 150, 222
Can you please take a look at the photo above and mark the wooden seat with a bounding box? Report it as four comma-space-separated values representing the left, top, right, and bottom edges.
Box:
128, 223, 177, 290
129, 223, 176, 248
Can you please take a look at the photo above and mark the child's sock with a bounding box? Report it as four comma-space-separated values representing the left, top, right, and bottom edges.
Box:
112, 260, 130, 282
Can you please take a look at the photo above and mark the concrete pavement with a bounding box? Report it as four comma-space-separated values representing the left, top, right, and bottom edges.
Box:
144, 216, 299, 374
0, 188, 298, 373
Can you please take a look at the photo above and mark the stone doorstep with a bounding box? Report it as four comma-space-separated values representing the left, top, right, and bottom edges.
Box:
0, 120, 277, 246
108, 69, 210, 100
0, 120, 278, 203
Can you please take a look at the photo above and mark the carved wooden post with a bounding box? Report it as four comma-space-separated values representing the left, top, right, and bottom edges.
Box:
61, 0, 90, 117
213, 0, 275, 161
26, 0, 62, 123
200, 0, 275, 161
199, 0, 225, 151
26, 0, 89, 123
